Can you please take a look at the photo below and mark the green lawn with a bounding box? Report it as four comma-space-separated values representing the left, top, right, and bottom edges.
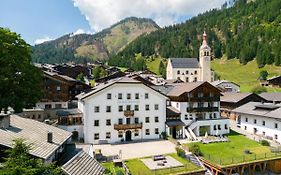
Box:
186, 131, 281, 167
102, 162, 126, 175
125, 153, 202, 175
211, 58, 281, 92
146, 57, 163, 75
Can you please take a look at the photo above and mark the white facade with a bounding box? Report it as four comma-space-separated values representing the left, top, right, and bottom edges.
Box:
170, 101, 229, 138
36, 101, 68, 109
166, 32, 214, 83
212, 80, 240, 93
78, 81, 167, 144
238, 114, 281, 143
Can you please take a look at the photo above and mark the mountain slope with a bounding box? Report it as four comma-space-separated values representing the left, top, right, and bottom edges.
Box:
113, 0, 281, 68
32, 17, 159, 63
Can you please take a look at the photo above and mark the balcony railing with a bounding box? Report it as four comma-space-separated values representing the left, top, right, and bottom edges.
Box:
124, 110, 134, 117
189, 96, 220, 102
114, 123, 142, 130
186, 107, 219, 113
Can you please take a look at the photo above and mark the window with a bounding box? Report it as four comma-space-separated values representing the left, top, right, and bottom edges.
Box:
275, 123, 278, 129
275, 134, 278, 140
134, 105, 139, 111
262, 131, 265, 136
194, 77, 197, 82
145, 129, 150, 135
107, 93, 111, 99
145, 117, 150, 123
213, 125, 217, 130
57, 86, 61, 91
118, 93, 122, 99
126, 105, 131, 111
94, 120, 99, 126
244, 126, 247, 130
177, 70, 180, 75
186, 77, 189, 82
135, 93, 139, 99
154, 104, 159, 110
106, 132, 111, 139
135, 117, 139, 124
94, 133, 99, 140
218, 125, 221, 130
106, 106, 111, 112
155, 116, 159, 123
145, 93, 149, 99
185, 114, 188, 120
225, 124, 228, 130
106, 119, 111, 126
119, 105, 123, 112
118, 118, 123, 124
94, 106, 100, 113
135, 130, 139, 136
254, 119, 257, 124
186, 70, 189, 74
155, 128, 159, 135
262, 121, 265, 126
145, 105, 149, 111
118, 131, 123, 138
127, 93, 131, 99
194, 71, 197, 75
38, 114, 41, 119
209, 113, 212, 119
198, 102, 204, 108
245, 118, 248, 122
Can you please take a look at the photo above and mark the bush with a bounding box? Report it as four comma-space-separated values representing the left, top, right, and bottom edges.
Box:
189, 143, 203, 156
116, 170, 124, 175
244, 149, 251, 154
176, 147, 185, 158
251, 86, 267, 94
260, 140, 270, 146
161, 132, 168, 140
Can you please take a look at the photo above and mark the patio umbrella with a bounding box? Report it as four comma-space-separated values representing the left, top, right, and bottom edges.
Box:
205, 131, 208, 138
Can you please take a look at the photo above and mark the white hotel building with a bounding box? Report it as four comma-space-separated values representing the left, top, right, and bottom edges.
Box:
77, 77, 168, 144
233, 102, 281, 144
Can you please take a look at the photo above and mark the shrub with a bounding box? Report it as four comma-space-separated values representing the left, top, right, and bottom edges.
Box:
244, 149, 251, 154
116, 170, 124, 175
161, 132, 168, 140
251, 86, 267, 94
260, 140, 270, 146
189, 143, 203, 156
176, 147, 185, 158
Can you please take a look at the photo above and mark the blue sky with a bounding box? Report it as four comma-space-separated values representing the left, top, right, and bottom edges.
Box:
0, 0, 226, 45
0, 0, 90, 45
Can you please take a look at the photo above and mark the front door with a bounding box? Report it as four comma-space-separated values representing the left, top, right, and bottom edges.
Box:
125, 130, 132, 141
172, 127, 177, 139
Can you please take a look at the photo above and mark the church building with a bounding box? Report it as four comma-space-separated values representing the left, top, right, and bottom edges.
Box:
166, 32, 214, 83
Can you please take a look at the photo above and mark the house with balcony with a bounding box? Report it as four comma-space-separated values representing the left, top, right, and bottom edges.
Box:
77, 77, 168, 144
233, 102, 281, 144
154, 81, 229, 140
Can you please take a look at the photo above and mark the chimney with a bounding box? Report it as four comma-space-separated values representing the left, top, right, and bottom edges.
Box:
0, 113, 10, 129
47, 131, 53, 143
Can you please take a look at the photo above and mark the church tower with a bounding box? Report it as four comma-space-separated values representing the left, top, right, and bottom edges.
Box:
199, 31, 212, 82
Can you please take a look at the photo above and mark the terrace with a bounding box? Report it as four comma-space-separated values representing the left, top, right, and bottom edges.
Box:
185, 130, 281, 167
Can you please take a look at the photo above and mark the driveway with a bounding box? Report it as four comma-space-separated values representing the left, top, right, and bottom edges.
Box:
92, 140, 176, 160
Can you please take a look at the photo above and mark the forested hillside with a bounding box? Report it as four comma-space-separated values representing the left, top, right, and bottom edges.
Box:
32, 17, 159, 63
109, 0, 281, 69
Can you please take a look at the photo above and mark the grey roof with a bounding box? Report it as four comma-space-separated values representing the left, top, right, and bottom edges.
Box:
62, 151, 105, 175
221, 92, 253, 103
211, 80, 240, 87
56, 109, 82, 117
167, 106, 181, 116
169, 58, 199, 68
232, 102, 281, 119
166, 120, 185, 127
78, 77, 167, 100
0, 115, 72, 160
260, 92, 281, 102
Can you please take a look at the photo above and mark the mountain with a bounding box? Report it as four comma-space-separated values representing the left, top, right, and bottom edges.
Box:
111, 0, 281, 68
32, 17, 159, 63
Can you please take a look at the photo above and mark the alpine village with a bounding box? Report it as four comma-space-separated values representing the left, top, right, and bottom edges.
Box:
2, 0, 281, 175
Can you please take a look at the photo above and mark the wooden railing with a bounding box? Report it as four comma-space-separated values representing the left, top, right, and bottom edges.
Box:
186, 107, 219, 113
114, 123, 142, 130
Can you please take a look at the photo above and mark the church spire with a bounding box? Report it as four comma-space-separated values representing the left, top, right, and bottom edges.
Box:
200, 31, 210, 50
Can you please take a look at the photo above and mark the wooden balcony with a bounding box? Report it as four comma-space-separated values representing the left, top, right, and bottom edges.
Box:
124, 110, 134, 117
114, 123, 142, 131
186, 107, 219, 113
189, 96, 220, 102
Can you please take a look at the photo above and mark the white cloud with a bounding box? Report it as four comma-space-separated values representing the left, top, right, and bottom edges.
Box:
34, 36, 53, 45
71, 28, 86, 36
73, 0, 226, 32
